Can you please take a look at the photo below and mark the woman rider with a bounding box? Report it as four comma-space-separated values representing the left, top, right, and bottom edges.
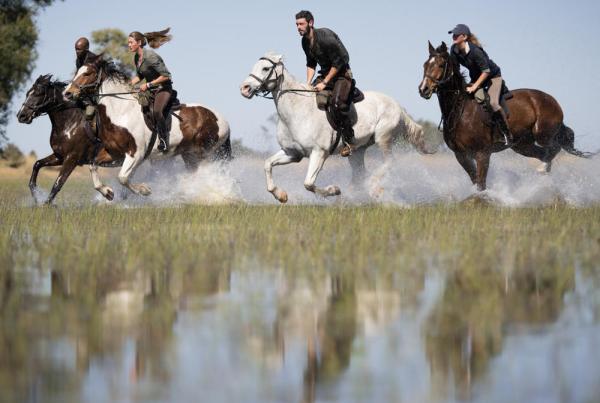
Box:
448, 24, 513, 146
128, 28, 174, 152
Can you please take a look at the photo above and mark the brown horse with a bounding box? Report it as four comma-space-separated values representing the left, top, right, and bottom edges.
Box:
419, 41, 591, 191
62, 55, 231, 199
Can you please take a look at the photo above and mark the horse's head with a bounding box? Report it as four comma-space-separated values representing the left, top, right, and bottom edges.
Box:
63, 53, 105, 101
240, 53, 284, 99
17, 74, 65, 124
419, 41, 453, 99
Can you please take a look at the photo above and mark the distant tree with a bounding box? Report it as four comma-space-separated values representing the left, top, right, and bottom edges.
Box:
0, 0, 60, 145
90, 28, 134, 76
0, 143, 25, 168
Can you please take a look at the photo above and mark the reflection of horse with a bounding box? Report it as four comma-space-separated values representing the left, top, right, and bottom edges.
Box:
63, 55, 231, 198
241, 53, 430, 203
17, 75, 114, 204
419, 42, 592, 191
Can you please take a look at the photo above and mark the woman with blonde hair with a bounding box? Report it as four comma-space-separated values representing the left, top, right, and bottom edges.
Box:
128, 28, 175, 152
448, 24, 513, 146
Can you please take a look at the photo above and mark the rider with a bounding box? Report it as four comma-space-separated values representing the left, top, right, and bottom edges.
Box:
296, 10, 357, 157
128, 28, 174, 153
448, 24, 514, 146
74, 37, 98, 131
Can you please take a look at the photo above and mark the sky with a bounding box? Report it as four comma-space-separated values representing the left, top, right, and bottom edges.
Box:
5, 0, 600, 155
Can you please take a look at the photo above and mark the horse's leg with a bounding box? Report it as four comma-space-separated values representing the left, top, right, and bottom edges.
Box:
454, 151, 477, 185
348, 146, 366, 185
511, 141, 555, 173
304, 148, 341, 197
29, 154, 61, 202
117, 154, 151, 196
264, 150, 301, 203
474, 151, 491, 191
44, 156, 78, 205
181, 152, 200, 172
89, 164, 114, 201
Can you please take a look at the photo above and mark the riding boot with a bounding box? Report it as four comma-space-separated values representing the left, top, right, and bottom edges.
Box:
339, 126, 356, 157
157, 129, 170, 153
494, 109, 514, 147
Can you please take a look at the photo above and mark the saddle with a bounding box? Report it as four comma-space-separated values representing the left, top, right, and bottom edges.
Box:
139, 89, 181, 133
474, 80, 512, 116
316, 79, 364, 111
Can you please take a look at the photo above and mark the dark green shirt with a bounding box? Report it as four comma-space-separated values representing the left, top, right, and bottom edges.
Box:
302, 28, 350, 76
134, 49, 172, 83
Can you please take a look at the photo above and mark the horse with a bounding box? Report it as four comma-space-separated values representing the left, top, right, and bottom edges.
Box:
240, 53, 430, 203
418, 41, 592, 191
17, 74, 119, 204
62, 54, 231, 198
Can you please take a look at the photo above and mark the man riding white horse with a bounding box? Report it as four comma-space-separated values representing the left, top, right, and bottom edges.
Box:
296, 10, 358, 157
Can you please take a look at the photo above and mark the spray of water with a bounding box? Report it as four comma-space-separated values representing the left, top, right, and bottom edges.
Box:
80, 149, 600, 207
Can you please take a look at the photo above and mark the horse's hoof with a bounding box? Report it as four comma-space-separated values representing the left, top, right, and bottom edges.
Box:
536, 162, 551, 174
273, 188, 288, 203
371, 186, 385, 199
138, 184, 152, 196
105, 188, 114, 201
327, 185, 341, 196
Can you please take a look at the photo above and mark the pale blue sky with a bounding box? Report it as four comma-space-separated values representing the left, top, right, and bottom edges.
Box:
6, 0, 600, 154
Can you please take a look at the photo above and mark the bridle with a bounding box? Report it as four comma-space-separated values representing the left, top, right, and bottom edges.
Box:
22, 82, 70, 118
249, 57, 317, 100
425, 55, 456, 92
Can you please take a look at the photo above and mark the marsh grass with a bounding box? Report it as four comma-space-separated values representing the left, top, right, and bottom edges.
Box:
1, 176, 599, 277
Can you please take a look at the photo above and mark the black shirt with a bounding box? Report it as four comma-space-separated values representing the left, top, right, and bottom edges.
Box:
302, 27, 350, 76
450, 41, 501, 85
76, 50, 97, 69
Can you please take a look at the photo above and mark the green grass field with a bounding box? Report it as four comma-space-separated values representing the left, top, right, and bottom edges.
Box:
2, 175, 599, 274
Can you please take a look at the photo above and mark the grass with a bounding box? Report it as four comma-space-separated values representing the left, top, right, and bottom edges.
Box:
1, 174, 599, 276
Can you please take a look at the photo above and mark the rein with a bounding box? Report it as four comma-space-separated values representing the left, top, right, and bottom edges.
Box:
431, 56, 466, 135
250, 57, 317, 100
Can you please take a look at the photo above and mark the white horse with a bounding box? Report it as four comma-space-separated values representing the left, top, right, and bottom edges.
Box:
63, 56, 231, 199
240, 53, 429, 203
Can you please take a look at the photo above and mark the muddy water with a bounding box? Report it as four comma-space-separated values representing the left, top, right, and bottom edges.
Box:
1, 260, 598, 403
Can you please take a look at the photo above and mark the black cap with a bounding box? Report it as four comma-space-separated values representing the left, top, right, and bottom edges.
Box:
448, 24, 471, 36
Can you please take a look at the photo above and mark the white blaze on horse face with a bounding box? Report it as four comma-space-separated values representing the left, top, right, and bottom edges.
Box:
64, 65, 90, 95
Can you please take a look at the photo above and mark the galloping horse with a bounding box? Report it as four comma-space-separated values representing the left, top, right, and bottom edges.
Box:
419, 42, 591, 191
62, 54, 231, 198
17, 75, 116, 204
240, 53, 429, 203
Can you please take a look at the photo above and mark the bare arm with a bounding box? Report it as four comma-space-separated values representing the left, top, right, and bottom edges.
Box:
306, 67, 316, 85
131, 76, 141, 86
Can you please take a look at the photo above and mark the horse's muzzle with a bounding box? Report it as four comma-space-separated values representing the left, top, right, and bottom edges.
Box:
240, 83, 256, 99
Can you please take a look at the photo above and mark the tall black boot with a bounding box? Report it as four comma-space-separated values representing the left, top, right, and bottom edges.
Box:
156, 118, 170, 153
494, 110, 514, 147
340, 126, 356, 157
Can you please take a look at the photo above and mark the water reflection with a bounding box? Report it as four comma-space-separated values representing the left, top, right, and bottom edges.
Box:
0, 260, 598, 403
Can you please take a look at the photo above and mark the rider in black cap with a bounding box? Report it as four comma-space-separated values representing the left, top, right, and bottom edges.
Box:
448, 24, 513, 146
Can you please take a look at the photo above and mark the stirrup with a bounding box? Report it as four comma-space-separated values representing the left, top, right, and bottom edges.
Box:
340, 141, 354, 157
158, 137, 169, 153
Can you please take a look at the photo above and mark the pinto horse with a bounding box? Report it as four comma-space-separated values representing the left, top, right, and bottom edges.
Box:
240, 53, 430, 203
62, 54, 231, 198
419, 42, 591, 191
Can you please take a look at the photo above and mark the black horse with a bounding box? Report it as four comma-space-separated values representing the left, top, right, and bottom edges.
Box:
17, 74, 119, 204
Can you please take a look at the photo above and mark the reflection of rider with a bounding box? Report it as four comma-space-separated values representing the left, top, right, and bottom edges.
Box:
448, 24, 513, 146
128, 29, 174, 153
296, 10, 357, 157
75, 37, 98, 131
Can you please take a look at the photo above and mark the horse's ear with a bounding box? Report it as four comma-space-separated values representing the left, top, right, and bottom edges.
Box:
440, 41, 448, 53
428, 41, 436, 55
40, 74, 52, 83
90, 52, 104, 66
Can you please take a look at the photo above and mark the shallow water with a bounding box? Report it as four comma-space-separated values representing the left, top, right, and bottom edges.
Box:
1, 259, 599, 403
79, 150, 600, 208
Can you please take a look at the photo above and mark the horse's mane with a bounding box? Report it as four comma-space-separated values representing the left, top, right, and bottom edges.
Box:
96, 58, 130, 83
436, 45, 468, 94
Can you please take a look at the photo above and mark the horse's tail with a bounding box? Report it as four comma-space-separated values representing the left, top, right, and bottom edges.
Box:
557, 124, 595, 158
214, 136, 233, 162
397, 107, 434, 154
